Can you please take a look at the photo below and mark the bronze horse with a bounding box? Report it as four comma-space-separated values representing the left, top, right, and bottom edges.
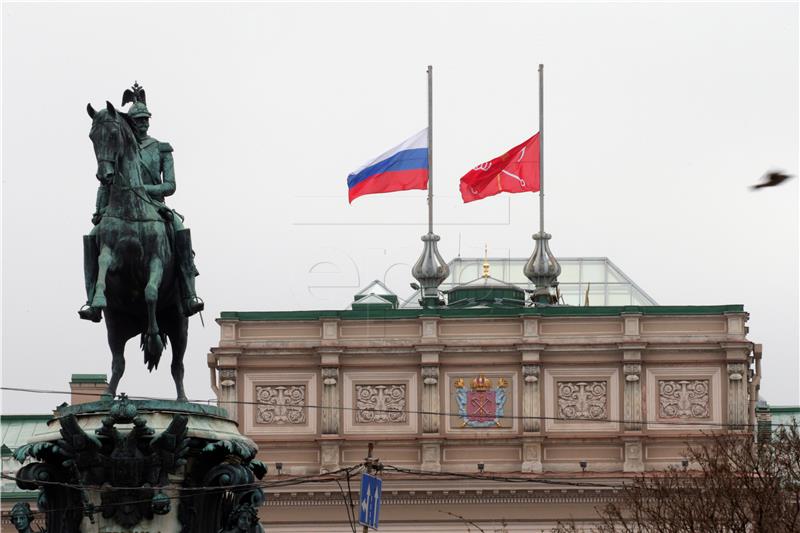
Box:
86, 101, 187, 401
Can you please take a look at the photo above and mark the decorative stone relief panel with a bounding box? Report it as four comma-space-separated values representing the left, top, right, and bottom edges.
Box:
243, 372, 317, 436
355, 385, 407, 424
645, 367, 720, 431
658, 380, 710, 419
544, 367, 620, 433
256, 385, 307, 424
557, 381, 608, 420
342, 371, 418, 435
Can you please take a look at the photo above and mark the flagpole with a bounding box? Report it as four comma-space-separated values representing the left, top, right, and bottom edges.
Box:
539, 63, 544, 235
427, 65, 434, 234
412, 64, 449, 306
523, 62, 561, 304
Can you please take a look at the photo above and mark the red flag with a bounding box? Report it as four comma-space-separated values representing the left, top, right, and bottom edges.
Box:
459, 133, 540, 203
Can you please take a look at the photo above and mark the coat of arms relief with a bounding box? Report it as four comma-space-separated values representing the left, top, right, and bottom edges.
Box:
454, 374, 508, 428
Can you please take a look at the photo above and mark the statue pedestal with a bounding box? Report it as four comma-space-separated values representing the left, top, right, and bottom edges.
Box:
15, 397, 265, 533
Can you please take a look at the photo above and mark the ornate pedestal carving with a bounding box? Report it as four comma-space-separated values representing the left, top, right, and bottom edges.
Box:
13, 397, 265, 533
623, 363, 642, 431
321, 367, 340, 434
320, 440, 342, 473
521, 438, 543, 473
623, 439, 644, 472
421, 440, 442, 472
422, 366, 440, 433
522, 364, 541, 432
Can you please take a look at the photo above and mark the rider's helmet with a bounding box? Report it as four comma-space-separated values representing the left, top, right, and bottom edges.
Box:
128, 101, 151, 118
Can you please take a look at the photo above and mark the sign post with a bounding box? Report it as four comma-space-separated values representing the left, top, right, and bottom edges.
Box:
358, 472, 382, 530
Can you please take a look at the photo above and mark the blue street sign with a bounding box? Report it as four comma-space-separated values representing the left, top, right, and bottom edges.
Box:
358, 472, 382, 530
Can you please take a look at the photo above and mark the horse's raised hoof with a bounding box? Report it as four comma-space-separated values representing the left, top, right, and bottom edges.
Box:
184, 297, 205, 317
78, 305, 102, 323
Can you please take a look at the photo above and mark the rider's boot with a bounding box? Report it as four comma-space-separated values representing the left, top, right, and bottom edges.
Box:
175, 229, 204, 317
78, 234, 102, 322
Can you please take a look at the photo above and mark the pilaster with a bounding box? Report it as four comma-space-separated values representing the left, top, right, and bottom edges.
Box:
421, 366, 440, 433
218, 367, 238, 423
623, 362, 642, 431
727, 362, 748, 428
521, 364, 541, 433
321, 367, 340, 434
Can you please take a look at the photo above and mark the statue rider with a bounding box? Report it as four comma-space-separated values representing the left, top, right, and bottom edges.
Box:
79, 82, 204, 322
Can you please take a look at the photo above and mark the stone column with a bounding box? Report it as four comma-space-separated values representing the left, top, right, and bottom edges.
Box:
623, 363, 642, 431
321, 367, 340, 435
727, 362, 748, 429
218, 369, 238, 423
421, 366, 440, 433
521, 438, 543, 473
521, 364, 541, 433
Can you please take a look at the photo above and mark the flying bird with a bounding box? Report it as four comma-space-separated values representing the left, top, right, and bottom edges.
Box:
751, 171, 794, 190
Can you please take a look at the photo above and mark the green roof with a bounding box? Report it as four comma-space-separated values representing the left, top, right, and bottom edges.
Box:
220, 304, 745, 322
70, 373, 107, 383
770, 406, 800, 414
1, 415, 51, 450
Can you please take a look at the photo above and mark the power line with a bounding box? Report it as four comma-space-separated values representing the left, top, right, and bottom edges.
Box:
0, 385, 778, 429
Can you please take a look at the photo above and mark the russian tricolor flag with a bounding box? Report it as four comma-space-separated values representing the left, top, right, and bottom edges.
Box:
347, 128, 429, 203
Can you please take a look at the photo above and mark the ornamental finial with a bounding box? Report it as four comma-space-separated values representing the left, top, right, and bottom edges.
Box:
121, 81, 147, 107
523, 231, 561, 305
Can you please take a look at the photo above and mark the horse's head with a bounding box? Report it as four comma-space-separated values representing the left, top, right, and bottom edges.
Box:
87, 101, 136, 184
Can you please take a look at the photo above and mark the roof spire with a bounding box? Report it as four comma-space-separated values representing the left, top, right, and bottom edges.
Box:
482, 245, 490, 278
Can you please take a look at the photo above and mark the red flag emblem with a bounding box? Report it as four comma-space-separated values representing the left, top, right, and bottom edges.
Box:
459, 133, 540, 203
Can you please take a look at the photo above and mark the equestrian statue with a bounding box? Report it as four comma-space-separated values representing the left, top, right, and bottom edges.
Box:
80, 83, 203, 400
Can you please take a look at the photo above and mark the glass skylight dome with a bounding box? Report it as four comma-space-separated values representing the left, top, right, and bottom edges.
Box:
400, 257, 657, 308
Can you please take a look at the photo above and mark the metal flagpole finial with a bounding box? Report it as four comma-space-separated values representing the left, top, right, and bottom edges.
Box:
413, 64, 448, 307
524, 62, 561, 305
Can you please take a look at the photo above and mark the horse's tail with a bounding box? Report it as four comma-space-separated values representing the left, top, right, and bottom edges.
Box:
141, 332, 168, 371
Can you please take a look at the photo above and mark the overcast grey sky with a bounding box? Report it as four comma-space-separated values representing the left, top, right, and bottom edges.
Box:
2, 2, 798, 413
